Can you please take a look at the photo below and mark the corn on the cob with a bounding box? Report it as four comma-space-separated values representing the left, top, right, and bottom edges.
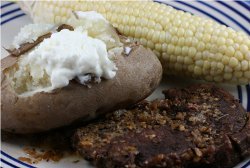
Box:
19, 1, 250, 84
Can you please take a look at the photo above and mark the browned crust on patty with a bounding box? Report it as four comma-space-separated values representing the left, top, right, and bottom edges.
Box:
73, 84, 249, 168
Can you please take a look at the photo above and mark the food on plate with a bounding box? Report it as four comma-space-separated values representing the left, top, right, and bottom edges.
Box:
1, 11, 162, 134
19, 1, 250, 84
2, 127, 76, 164
73, 84, 249, 168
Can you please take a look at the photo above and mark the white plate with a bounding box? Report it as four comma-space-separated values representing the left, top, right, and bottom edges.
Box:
1, 1, 250, 168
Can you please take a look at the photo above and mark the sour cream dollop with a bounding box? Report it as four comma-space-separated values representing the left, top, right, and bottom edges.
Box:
20, 28, 117, 90
10, 11, 121, 97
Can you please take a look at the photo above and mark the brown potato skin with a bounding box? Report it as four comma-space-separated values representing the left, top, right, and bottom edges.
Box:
1, 45, 162, 134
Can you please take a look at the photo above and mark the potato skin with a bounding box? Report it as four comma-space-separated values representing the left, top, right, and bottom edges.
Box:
1, 45, 162, 134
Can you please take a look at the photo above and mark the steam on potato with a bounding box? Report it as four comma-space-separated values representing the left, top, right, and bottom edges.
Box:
1, 11, 162, 134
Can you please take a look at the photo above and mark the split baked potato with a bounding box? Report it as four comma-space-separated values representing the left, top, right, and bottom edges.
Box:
1, 36, 162, 134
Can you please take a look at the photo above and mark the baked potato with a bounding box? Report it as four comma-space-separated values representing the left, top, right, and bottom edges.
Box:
1, 40, 162, 134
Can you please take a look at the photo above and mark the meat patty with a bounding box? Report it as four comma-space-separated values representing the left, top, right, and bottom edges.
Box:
72, 84, 250, 168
